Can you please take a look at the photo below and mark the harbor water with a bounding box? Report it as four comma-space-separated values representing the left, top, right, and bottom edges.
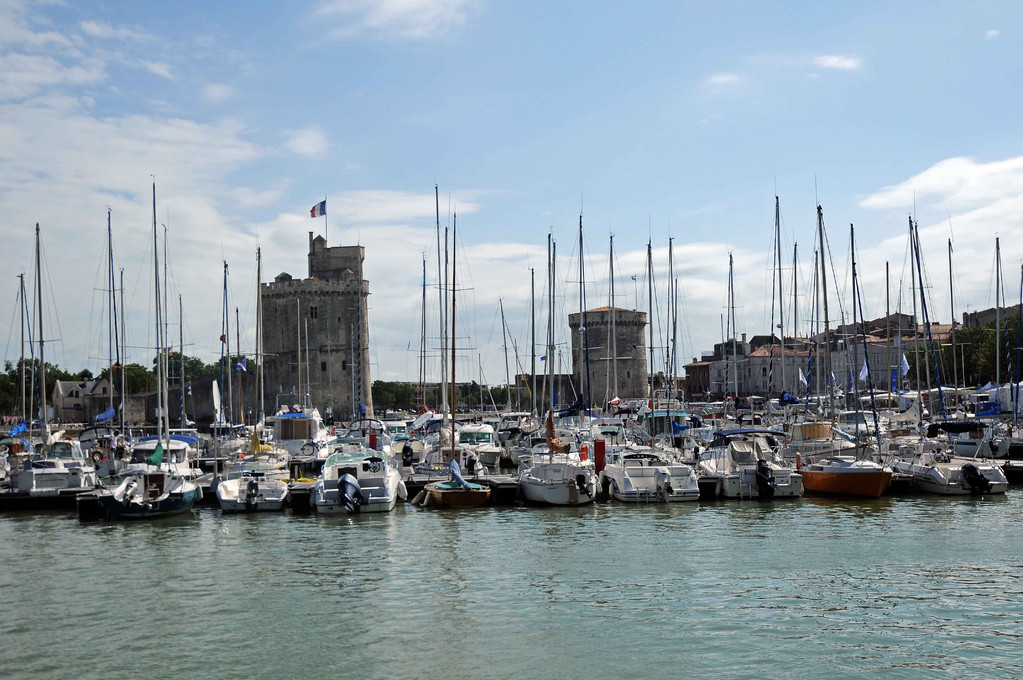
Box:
3, 493, 1023, 679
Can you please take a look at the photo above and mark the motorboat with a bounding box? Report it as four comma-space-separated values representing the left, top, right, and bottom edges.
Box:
217, 471, 289, 512
889, 441, 1008, 495
697, 429, 803, 499
518, 413, 598, 506
798, 456, 892, 497
312, 448, 406, 513
8, 439, 98, 495
457, 423, 503, 469
600, 448, 700, 502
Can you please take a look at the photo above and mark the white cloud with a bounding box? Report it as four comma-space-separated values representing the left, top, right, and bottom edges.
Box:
80, 21, 150, 41
201, 83, 234, 102
313, 0, 474, 40
0, 52, 105, 100
813, 54, 861, 70
705, 72, 741, 88
284, 125, 328, 157
986, 29, 1000, 40
859, 155, 1023, 212
142, 60, 174, 80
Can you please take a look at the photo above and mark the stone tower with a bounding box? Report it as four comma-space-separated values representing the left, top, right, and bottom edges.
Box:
261, 233, 373, 420
568, 307, 648, 408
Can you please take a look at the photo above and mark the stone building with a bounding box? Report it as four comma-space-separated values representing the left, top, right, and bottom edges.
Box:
261, 233, 373, 420
568, 307, 647, 407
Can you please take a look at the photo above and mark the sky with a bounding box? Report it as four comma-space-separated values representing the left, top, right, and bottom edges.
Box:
1, 0, 1022, 394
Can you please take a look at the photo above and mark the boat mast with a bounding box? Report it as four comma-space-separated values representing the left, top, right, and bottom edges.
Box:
850, 225, 861, 403
18, 273, 25, 424
500, 298, 511, 411
728, 252, 737, 405
236, 306, 242, 425
948, 240, 957, 405
222, 261, 232, 424
609, 233, 618, 402
436, 185, 446, 414
35, 224, 47, 445
296, 298, 301, 406
530, 267, 536, 416
1016, 264, 1022, 424
450, 214, 457, 463
817, 206, 834, 419
647, 239, 654, 401
666, 239, 674, 426
911, 219, 945, 417
775, 196, 786, 396
119, 268, 125, 432
107, 208, 114, 414
418, 255, 426, 411
579, 215, 591, 415
257, 247, 265, 422
996, 236, 1002, 388
548, 234, 555, 412
885, 262, 891, 395
151, 183, 163, 447
180, 295, 185, 426
908, 216, 920, 425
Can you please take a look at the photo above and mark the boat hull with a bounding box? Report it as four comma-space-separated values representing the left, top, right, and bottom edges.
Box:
801, 470, 892, 498
98, 487, 198, 519
520, 478, 596, 506
424, 482, 491, 508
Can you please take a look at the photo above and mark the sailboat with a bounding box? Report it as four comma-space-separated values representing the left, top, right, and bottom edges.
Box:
98, 182, 198, 519
798, 218, 891, 497
422, 214, 491, 508
518, 233, 599, 506
8, 224, 99, 498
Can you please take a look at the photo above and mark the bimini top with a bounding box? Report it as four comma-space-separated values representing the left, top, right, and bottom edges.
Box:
926, 421, 987, 437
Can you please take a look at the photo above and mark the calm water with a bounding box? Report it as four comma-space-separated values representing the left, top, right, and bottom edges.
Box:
3, 493, 1023, 679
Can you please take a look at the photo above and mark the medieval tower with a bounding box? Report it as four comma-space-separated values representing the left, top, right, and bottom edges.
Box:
568, 307, 648, 407
261, 233, 373, 420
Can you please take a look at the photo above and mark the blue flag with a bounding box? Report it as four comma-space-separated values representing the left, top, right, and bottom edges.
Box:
9, 420, 26, 435
235, 358, 247, 372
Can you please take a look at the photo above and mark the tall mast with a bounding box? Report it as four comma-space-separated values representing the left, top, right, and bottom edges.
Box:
548, 234, 555, 412
609, 233, 618, 402
257, 248, 265, 422
885, 261, 891, 394
500, 298, 511, 410
19, 273, 26, 424
296, 298, 301, 405
579, 215, 591, 414
35, 224, 47, 442
908, 216, 920, 422
443, 222, 449, 413
179, 295, 185, 426
850, 225, 860, 402
996, 236, 1002, 388
149, 182, 161, 445
419, 256, 426, 411
775, 196, 786, 396
161, 219, 170, 439
817, 206, 834, 419
647, 240, 654, 401
449, 214, 457, 462
1016, 263, 1023, 424
107, 208, 114, 412
948, 240, 957, 400
666, 239, 675, 423
530, 267, 536, 416
222, 261, 232, 423
436, 185, 445, 413
236, 306, 242, 425
119, 268, 125, 432
728, 252, 737, 402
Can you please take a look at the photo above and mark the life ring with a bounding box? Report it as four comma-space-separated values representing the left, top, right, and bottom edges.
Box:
368, 460, 382, 473
91, 450, 103, 465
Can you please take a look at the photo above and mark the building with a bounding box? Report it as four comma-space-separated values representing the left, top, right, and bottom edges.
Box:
567, 307, 647, 407
261, 233, 373, 420
51, 379, 116, 423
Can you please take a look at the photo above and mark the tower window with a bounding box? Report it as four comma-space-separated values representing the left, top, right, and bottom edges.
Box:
310, 306, 318, 319
321, 361, 327, 372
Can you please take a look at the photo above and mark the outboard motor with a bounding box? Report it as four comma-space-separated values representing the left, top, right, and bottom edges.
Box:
338, 473, 365, 513
245, 478, 259, 508
654, 468, 674, 501
401, 442, 414, 467
464, 453, 479, 474
961, 463, 991, 494
575, 473, 588, 495
755, 459, 776, 499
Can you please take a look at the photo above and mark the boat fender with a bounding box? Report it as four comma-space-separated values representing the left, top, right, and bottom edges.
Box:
397, 479, 408, 501
755, 460, 776, 499
410, 490, 426, 506
961, 463, 991, 494
794, 453, 802, 470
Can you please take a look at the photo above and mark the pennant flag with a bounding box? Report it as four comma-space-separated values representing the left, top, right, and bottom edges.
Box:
310, 200, 326, 218
901, 353, 910, 375
859, 359, 869, 381
235, 358, 247, 372
631, 274, 637, 281
146, 442, 164, 467
799, 368, 808, 385
220, 334, 227, 344
540, 355, 547, 361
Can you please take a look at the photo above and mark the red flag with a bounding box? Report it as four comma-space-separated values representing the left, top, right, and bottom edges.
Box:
219, 334, 226, 343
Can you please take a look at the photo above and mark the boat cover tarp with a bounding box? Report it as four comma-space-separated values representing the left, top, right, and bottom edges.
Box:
94, 407, 116, 422
927, 421, 988, 437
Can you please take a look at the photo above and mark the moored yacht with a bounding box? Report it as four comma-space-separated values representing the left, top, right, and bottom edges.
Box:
697, 429, 803, 499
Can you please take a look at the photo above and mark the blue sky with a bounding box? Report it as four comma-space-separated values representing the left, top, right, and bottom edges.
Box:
1, 0, 1022, 393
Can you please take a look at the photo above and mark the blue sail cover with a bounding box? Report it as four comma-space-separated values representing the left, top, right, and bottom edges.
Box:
449, 459, 470, 489
95, 407, 116, 422
780, 392, 801, 405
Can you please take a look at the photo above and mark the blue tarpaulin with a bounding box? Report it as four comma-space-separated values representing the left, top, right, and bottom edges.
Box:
95, 407, 116, 422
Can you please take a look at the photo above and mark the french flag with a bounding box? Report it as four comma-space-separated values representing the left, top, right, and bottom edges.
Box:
310, 200, 326, 218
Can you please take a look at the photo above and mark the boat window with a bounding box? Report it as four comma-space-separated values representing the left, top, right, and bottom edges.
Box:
279, 418, 313, 440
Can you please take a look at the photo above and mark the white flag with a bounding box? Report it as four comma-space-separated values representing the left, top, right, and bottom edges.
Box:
799, 368, 808, 385
901, 353, 910, 375
859, 359, 869, 381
